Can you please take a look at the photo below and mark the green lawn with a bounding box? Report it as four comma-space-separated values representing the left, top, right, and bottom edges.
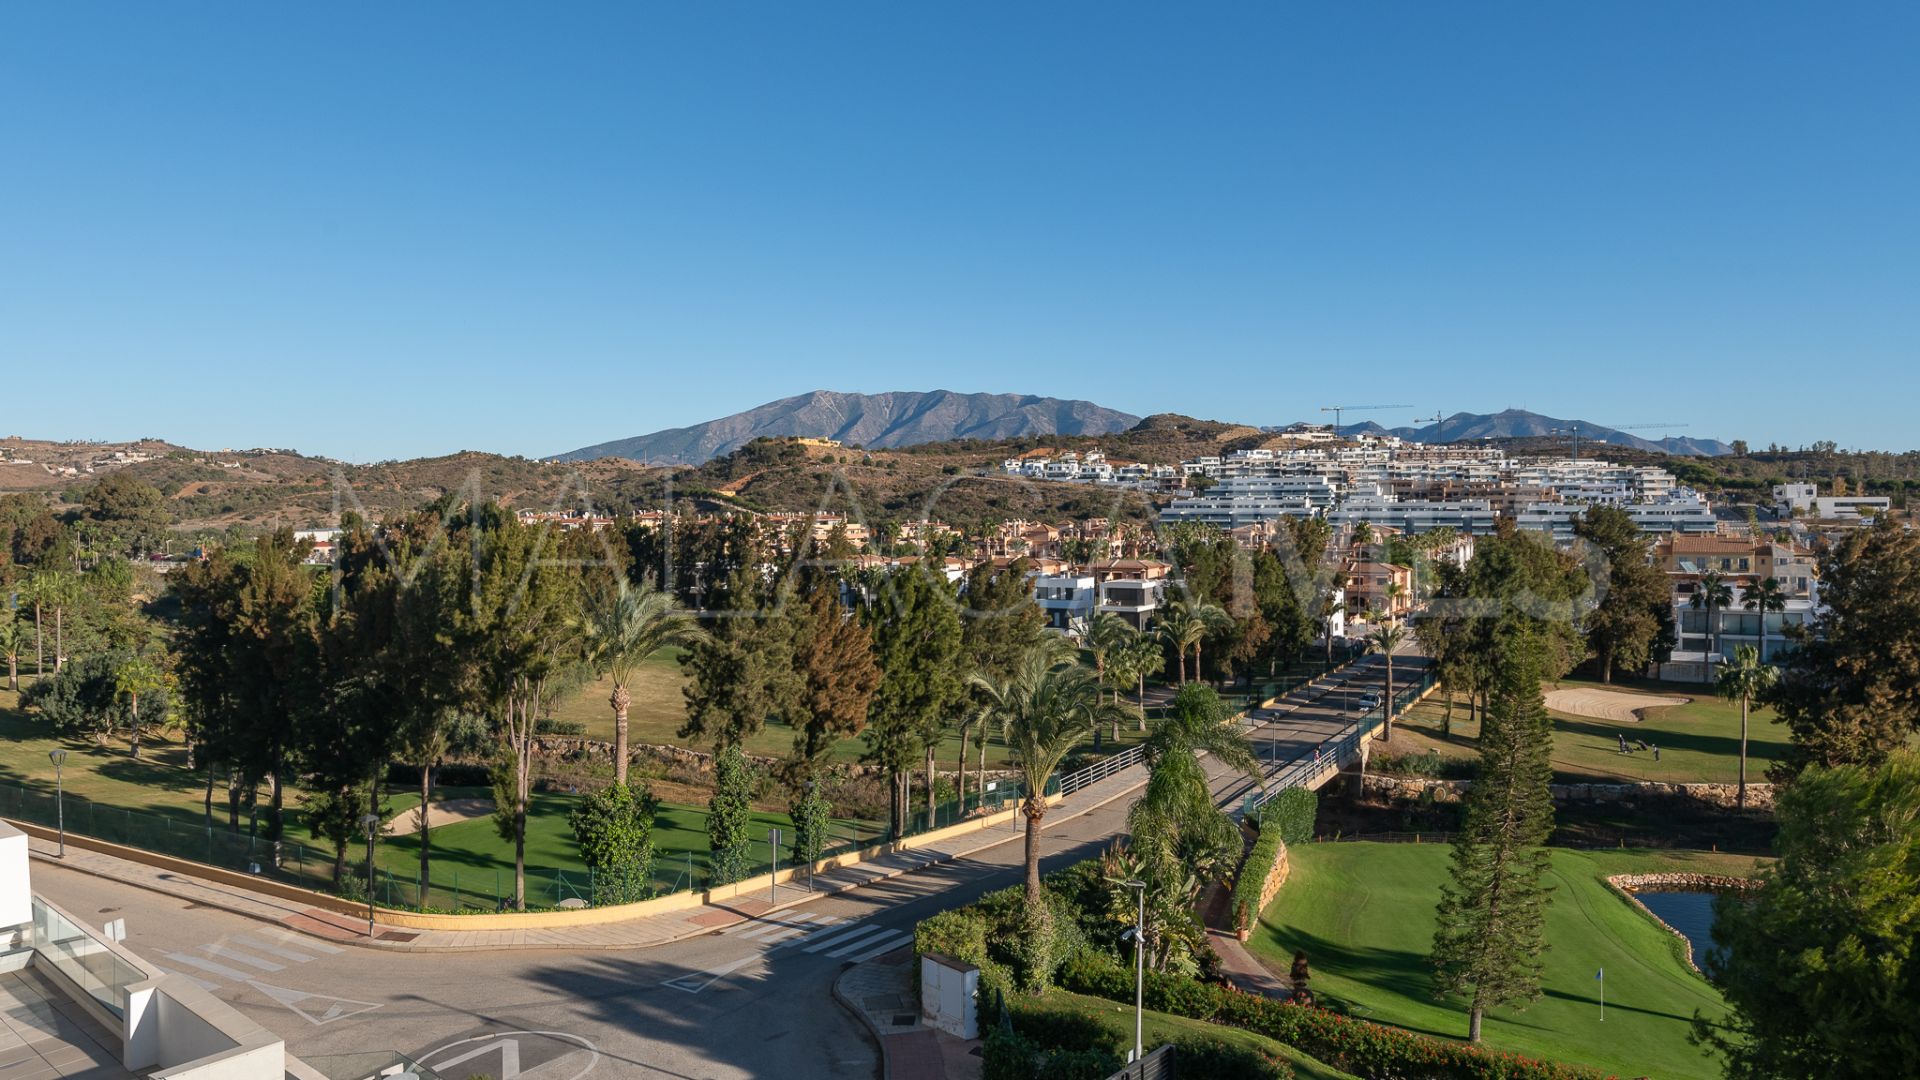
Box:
0, 687, 878, 909
1249, 842, 1763, 1079
1392, 676, 1790, 785
549, 648, 1156, 770
1027, 989, 1359, 1080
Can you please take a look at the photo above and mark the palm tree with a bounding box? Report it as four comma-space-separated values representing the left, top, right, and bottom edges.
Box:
1154, 608, 1197, 684
580, 578, 708, 786
113, 655, 168, 759
1366, 622, 1408, 742
1164, 596, 1229, 684
970, 637, 1130, 903
1115, 637, 1161, 733
0, 615, 22, 692
1716, 645, 1777, 810
21, 572, 50, 679
1742, 576, 1788, 662
1691, 570, 1734, 670
1086, 612, 1136, 740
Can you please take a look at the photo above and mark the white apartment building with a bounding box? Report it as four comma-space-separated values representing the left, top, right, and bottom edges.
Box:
1773, 482, 1890, 520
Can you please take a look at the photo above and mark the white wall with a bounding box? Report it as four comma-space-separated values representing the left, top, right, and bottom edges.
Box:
0, 824, 29, 929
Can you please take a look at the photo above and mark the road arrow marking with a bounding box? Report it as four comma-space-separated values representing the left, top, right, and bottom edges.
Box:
247, 981, 383, 1026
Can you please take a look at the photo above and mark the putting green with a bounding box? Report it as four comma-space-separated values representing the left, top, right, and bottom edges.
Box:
1249, 842, 1763, 1079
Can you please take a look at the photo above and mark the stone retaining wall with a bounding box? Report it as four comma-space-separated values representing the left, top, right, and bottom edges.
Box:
1604, 872, 1762, 972
1362, 775, 1775, 812
1256, 841, 1290, 914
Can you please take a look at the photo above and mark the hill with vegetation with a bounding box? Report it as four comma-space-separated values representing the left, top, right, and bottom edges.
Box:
549, 389, 1143, 464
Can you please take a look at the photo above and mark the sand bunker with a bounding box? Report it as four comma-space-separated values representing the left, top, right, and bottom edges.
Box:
384, 797, 495, 836
1544, 687, 1691, 724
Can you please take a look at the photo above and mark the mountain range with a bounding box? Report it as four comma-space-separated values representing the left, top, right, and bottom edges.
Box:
551, 390, 1142, 464
1337, 409, 1732, 456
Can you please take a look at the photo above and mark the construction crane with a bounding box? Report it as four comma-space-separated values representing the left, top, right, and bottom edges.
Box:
1320, 404, 1411, 434
1413, 412, 1448, 444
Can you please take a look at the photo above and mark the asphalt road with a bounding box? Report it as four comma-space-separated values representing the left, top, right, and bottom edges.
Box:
29, 659, 1421, 1080
34, 777, 1168, 1080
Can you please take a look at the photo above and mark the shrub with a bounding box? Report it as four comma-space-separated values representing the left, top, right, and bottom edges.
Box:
914, 909, 990, 968
1264, 787, 1318, 846
1057, 949, 1606, 1080
535, 718, 588, 736
1167, 1035, 1295, 1079
1234, 824, 1287, 932
567, 781, 659, 905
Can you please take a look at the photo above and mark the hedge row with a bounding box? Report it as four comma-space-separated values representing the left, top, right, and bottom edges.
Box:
982, 988, 1294, 1080
1233, 822, 1288, 932
1233, 788, 1314, 930
1058, 952, 1613, 1080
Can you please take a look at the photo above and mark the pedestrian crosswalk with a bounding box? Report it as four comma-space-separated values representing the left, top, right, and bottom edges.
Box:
664, 910, 913, 994
152, 928, 338, 993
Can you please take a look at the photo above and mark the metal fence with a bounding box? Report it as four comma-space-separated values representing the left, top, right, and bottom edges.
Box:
1241, 664, 1439, 817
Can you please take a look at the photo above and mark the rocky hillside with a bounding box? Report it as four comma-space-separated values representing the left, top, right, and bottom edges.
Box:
550, 390, 1142, 464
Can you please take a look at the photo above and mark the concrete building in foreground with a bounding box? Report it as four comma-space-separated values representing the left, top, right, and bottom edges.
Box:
0, 822, 440, 1080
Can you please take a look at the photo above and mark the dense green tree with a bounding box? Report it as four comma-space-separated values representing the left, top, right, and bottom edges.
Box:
1696, 752, 1920, 1079
1432, 626, 1557, 1043
1573, 506, 1671, 683
25, 651, 171, 747
582, 576, 708, 786
706, 744, 756, 886
569, 781, 660, 906
455, 505, 582, 909
680, 566, 800, 751
1766, 520, 1920, 776
169, 532, 320, 844
788, 578, 880, 778
77, 473, 171, 554
863, 563, 964, 835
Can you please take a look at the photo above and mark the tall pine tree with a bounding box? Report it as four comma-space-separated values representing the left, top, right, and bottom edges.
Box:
1431, 624, 1557, 1043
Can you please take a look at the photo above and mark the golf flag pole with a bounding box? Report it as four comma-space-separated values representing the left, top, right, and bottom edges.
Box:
1596, 967, 1604, 1021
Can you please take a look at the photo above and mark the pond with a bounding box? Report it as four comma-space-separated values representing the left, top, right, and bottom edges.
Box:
1634, 890, 1725, 975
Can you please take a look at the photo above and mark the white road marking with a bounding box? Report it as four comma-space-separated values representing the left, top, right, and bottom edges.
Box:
661, 955, 759, 994
152, 966, 220, 992
231, 934, 317, 963
839, 931, 913, 964
262, 928, 341, 955
826, 928, 908, 959
204, 943, 285, 971
732, 912, 820, 939
164, 952, 255, 981
803, 923, 888, 954
764, 910, 840, 945
759, 917, 835, 945
249, 981, 384, 1025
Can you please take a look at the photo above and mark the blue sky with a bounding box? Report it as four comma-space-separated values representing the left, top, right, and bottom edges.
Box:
3, 4, 1915, 460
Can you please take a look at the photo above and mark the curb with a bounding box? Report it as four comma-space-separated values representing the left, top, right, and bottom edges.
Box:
833, 957, 901, 1080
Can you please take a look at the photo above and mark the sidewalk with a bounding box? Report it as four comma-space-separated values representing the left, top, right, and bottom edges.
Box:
834, 947, 980, 1080
25, 761, 1147, 953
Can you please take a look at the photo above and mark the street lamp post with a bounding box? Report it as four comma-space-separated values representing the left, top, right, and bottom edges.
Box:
359, 812, 380, 940
1124, 879, 1146, 1063
48, 750, 67, 857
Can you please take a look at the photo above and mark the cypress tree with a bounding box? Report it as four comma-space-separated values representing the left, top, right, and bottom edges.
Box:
1431, 624, 1557, 1043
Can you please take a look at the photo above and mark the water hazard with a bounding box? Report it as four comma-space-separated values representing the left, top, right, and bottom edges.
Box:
1634, 890, 1725, 976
